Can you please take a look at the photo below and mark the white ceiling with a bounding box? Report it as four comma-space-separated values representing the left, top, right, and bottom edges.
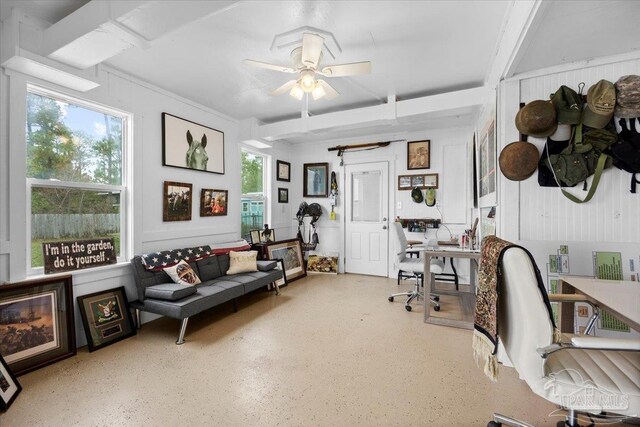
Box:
3, 0, 639, 142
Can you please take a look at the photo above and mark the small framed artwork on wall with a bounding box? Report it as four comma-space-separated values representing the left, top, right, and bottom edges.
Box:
398, 175, 412, 190
200, 189, 228, 216
278, 188, 289, 203
303, 163, 329, 197
163, 181, 192, 221
276, 160, 291, 182
424, 173, 439, 188
407, 140, 430, 170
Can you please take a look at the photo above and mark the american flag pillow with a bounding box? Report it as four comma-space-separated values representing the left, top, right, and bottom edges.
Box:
141, 246, 212, 271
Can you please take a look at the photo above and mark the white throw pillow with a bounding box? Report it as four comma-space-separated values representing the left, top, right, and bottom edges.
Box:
164, 260, 202, 286
226, 250, 258, 275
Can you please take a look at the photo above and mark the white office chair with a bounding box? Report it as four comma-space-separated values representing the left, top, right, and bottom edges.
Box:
388, 222, 444, 312
488, 246, 640, 427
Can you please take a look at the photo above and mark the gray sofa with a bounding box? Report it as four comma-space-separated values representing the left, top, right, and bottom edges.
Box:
130, 251, 283, 344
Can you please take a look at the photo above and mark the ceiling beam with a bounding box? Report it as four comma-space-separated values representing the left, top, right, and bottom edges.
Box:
254, 87, 485, 142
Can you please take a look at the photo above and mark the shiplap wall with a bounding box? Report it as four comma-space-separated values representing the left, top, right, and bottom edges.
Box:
518, 58, 640, 243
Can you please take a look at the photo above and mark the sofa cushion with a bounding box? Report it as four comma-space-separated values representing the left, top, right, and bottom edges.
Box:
226, 251, 258, 275
227, 270, 283, 293
145, 283, 197, 301
164, 260, 202, 286
131, 256, 200, 301
141, 284, 243, 319
257, 260, 277, 272
196, 255, 223, 282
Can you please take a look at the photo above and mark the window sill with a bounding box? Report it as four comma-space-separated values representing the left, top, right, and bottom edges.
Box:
27, 260, 132, 286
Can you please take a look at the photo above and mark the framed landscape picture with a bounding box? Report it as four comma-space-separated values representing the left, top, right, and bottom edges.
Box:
162, 112, 224, 174
266, 239, 306, 283
0, 355, 21, 411
0, 276, 76, 376
398, 175, 412, 190
77, 287, 136, 352
407, 140, 430, 170
200, 188, 228, 216
278, 188, 288, 203
163, 181, 192, 221
276, 160, 291, 182
303, 163, 328, 197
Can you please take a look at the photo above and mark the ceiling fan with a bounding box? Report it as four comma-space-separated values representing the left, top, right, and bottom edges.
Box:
243, 33, 372, 101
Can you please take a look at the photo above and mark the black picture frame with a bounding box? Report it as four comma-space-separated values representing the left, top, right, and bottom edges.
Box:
0, 354, 21, 411
249, 230, 261, 245
200, 188, 228, 217
407, 140, 431, 170
303, 163, 329, 197
266, 238, 306, 283
163, 181, 192, 222
273, 259, 288, 288
162, 112, 225, 174
77, 287, 136, 352
278, 188, 288, 203
0, 275, 76, 376
276, 160, 291, 182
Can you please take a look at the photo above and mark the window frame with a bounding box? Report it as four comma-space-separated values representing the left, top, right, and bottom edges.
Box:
240, 147, 270, 235
25, 85, 131, 275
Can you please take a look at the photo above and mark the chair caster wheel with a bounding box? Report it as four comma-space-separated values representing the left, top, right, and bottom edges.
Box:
388, 296, 394, 302
487, 422, 502, 427
433, 305, 440, 311
433, 296, 440, 302
405, 305, 412, 312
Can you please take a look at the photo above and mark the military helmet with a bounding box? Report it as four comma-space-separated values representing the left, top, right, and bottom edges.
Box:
499, 141, 539, 181
425, 188, 436, 207
515, 100, 558, 138
411, 187, 423, 203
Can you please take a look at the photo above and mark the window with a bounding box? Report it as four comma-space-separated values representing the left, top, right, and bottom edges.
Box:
26, 87, 129, 271
240, 148, 268, 240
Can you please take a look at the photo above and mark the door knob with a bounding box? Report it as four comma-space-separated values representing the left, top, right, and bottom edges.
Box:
383, 217, 388, 221
382, 225, 387, 230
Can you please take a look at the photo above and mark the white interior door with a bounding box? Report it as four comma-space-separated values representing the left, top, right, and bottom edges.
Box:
345, 162, 389, 276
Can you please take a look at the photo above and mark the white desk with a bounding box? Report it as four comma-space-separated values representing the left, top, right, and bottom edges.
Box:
420, 246, 481, 329
558, 276, 640, 333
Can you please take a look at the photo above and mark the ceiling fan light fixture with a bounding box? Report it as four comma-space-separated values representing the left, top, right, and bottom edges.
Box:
300, 70, 316, 92
311, 83, 326, 100
290, 84, 304, 100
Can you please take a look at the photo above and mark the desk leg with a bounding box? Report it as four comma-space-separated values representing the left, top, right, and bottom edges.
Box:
424, 253, 433, 323
559, 280, 576, 334
470, 259, 478, 295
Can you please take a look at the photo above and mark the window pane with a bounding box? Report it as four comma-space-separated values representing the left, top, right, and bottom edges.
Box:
351, 171, 381, 222
30, 187, 121, 267
241, 151, 263, 193
26, 92, 123, 185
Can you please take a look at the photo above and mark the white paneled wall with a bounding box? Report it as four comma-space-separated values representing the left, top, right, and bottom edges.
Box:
517, 58, 640, 243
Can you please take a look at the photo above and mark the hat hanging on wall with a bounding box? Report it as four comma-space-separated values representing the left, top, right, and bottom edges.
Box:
411, 187, 423, 203
515, 100, 558, 137
425, 188, 436, 207
614, 75, 640, 118
582, 79, 616, 129
499, 141, 539, 181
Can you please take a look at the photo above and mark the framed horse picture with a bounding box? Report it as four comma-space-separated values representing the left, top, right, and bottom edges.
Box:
162, 113, 225, 174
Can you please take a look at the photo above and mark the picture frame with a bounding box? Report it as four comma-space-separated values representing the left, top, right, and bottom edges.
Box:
478, 111, 497, 207
163, 181, 192, 221
0, 354, 21, 411
303, 163, 329, 197
249, 230, 262, 245
0, 275, 76, 376
200, 188, 228, 217
407, 140, 430, 170
273, 259, 288, 288
276, 160, 291, 182
411, 175, 424, 187
424, 173, 439, 188
398, 175, 412, 190
260, 228, 275, 243
266, 239, 306, 283
278, 188, 289, 203
77, 287, 136, 352
162, 112, 224, 174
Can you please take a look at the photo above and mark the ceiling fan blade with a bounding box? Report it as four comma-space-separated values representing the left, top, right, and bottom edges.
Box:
317, 80, 339, 100
302, 33, 324, 69
243, 59, 296, 73
321, 61, 372, 77
269, 80, 298, 96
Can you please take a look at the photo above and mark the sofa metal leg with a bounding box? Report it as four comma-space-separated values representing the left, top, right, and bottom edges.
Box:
272, 281, 280, 295
491, 413, 535, 427
135, 309, 141, 330
176, 318, 189, 345
233, 298, 238, 313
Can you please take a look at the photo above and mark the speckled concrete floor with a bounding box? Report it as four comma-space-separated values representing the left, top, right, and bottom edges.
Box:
1, 274, 559, 426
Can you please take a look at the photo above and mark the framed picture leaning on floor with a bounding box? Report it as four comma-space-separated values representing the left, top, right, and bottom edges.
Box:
0, 354, 21, 410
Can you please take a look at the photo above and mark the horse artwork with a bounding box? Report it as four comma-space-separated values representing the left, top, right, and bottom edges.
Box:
162, 112, 225, 174
185, 130, 208, 170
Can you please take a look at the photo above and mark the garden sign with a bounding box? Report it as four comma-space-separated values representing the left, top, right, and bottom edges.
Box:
42, 238, 116, 274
